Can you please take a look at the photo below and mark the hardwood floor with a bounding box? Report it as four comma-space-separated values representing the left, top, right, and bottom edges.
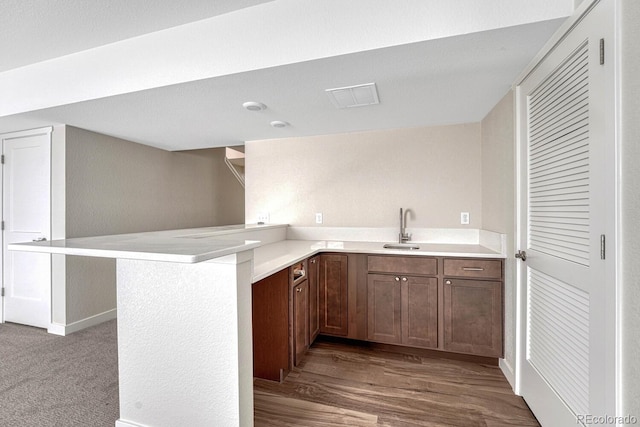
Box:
254, 339, 539, 426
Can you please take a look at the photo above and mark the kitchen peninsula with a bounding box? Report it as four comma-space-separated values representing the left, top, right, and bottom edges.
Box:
10, 223, 505, 427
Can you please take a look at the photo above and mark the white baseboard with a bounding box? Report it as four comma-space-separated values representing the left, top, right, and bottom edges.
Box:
500, 358, 517, 393
47, 308, 117, 336
116, 420, 147, 427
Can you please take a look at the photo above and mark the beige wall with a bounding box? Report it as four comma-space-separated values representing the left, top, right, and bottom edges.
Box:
621, 0, 640, 419
480, 90, 516, 379
246, 124, 482, 228
65, 127, 244, 237
62, 126, 244, 323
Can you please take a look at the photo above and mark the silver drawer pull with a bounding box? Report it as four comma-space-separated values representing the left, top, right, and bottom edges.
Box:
445, 280, 452, 285
462, 267, 484, 271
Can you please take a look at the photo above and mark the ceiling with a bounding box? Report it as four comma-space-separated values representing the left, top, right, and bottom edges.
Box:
0, 0, 274, 72
0, 1, 569, 151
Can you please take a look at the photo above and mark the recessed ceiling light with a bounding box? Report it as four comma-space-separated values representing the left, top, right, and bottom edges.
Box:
242, 101, 267, 111
270, 120, 289, 128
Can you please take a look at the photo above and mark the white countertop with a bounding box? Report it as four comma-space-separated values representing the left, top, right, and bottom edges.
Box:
252, 239, 503, 282
8, 223, 504, 276
7, 224, 285, 263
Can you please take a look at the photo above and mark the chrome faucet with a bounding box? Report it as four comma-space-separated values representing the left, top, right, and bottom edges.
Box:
399, 208, 411, 243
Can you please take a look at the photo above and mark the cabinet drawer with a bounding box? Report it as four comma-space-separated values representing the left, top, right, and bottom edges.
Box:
443, 258, 502, 279
368, 256, 437, 276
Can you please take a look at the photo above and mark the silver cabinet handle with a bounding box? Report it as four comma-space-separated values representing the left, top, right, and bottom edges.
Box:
310, 259, 316, 264
445, 280, 452, 285
32, 237, 47, 242
462, 267, 484, 271
395, 277, 400, 281
296, 288, 302, 293
402, 277, 408, 282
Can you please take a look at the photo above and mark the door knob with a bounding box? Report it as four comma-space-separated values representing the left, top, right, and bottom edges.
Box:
515, 250, 527, 261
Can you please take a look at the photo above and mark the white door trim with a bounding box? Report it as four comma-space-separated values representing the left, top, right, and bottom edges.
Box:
514, 0, 619, 422
1, 126, 53, 327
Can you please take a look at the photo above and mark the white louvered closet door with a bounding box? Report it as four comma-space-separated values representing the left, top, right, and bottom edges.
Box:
516, 1, 615, 426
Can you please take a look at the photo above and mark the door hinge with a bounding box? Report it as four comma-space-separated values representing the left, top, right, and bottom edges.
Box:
600, 38, 605, 65
600, 234, 606, 260
1, 154, 4, 164
1, 288, 4, 297
1, 220, 4, 231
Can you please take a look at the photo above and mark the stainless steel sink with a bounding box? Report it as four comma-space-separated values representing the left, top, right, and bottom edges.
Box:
383, 243, 420, 250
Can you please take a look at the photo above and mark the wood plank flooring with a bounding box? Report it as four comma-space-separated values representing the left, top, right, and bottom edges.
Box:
254, 339, 539, 426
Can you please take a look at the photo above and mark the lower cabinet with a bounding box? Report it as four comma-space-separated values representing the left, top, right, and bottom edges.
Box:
367, 255, 503, 358
291, 257, 320, 367
443, 278, 503, 358
367, 263, 438, 349
308, 256, 320, 342
319, 254, 349, 336
403, 275, 438, 348
253, 253, 504, 382
293, 279, 309, 366
252, 269, 290, 381
442, 258, 503, 358
367, 274, 401, 344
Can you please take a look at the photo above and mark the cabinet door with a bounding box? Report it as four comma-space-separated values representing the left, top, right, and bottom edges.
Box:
293, 280, 309, 366
443, 278, 502, 357
402, 276, 438, 348
252, 269, 290, 381
367, 274, 402, 344
308, 256, 320, 343
319, 254, 348, 336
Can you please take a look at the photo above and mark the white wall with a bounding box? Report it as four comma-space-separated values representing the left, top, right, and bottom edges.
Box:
60, 126, 244, 325
480, 90, 516, 383
620, 0, 640, 419
246, 124, 482, 229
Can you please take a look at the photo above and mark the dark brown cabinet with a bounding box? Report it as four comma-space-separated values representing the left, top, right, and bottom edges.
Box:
319, 254, 349, 336
254, 252, 504, 382
252, 269, 290, 381
308, 256, 320, 342
293, 280, 309, 365
367, 274, 402, 344
443, 258, 503, 358
403, 275, 438, 348
367, 256, 438, 349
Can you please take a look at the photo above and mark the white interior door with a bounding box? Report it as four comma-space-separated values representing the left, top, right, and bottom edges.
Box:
2, 128, 52, 329
516, 1, 616, 425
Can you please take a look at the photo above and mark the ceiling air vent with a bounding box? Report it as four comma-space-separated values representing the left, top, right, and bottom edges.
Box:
325, 83, 379, 109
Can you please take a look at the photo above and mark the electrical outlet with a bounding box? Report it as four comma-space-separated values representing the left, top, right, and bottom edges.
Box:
257, 212, 269, 224
460, 212, 470, 225
315, 212, 323, 224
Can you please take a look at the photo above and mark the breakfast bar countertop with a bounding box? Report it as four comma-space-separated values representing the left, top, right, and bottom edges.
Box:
6, 224, 285, 263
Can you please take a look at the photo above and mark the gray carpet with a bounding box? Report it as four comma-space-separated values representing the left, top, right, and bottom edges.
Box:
0, 320, 119, 427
